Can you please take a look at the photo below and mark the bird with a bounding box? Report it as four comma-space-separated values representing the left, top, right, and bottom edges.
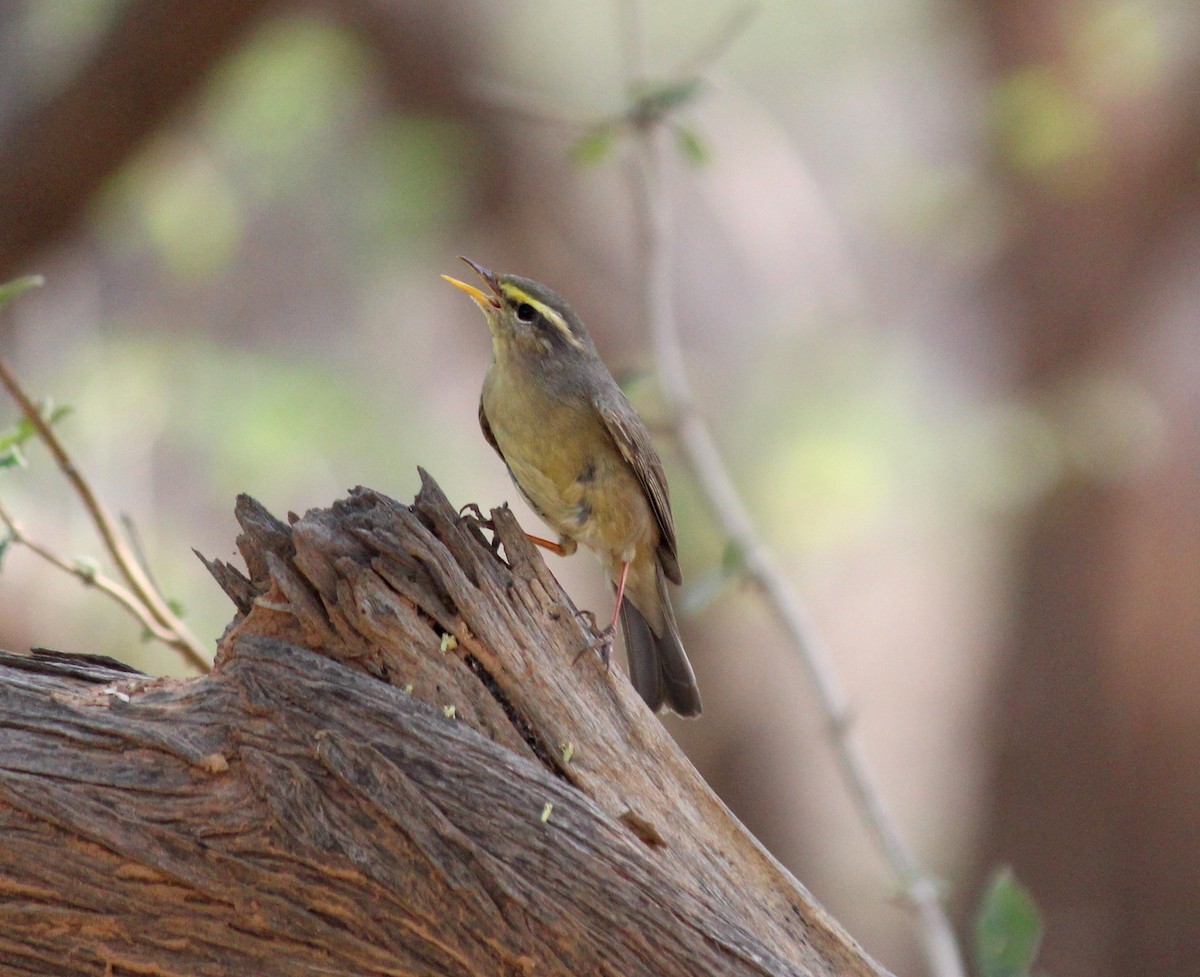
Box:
442, 257, 702, 717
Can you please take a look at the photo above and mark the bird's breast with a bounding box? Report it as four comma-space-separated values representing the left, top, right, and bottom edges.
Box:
482, 365, 657, 568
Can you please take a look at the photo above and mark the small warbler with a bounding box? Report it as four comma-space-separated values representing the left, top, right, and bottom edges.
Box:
443, 258, 701, 717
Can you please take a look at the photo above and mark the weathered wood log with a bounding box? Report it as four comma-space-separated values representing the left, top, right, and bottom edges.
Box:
0, 471, 890, 976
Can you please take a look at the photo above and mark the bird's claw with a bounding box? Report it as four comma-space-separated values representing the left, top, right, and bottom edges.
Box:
574, 622, 614, 671
458, 502, 501, 552
458, 502, 493, 528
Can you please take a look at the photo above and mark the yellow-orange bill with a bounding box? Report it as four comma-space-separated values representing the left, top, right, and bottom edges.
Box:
441, 275, 497, 311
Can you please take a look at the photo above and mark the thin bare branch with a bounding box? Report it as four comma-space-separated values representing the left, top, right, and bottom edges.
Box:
465, 80, 598, 130
617, 0, 647, 100
0, 498, 186, 648
617, 7, 966, 977
120, 511, 161, 594
672, 4, 758, 80
0, 357, 210, 673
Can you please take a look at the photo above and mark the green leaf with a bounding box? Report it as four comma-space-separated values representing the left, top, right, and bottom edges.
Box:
721, 539, 747, 573
0, 275, 44, 310
15, 414, 39, 443
0, 532, 11, 569
632, 78, 704, 123
0, 401, 73, 460
571, 125, 616, 165
0, 420, 25, 453
674, 124, 710, 167
0, 445, 25, 469
614, 368, 650, 396
975, 867, 1044, 977
46, 403, 73, 426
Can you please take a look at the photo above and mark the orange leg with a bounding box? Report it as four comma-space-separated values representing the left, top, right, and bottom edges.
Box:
526, 533, 567, 556
459, 508, 572, 561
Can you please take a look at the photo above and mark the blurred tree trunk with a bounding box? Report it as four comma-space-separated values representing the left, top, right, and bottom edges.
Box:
0, 0, 282, 281
0, 0, 498, 284
972, 2, 1200, 975
0, 476, 891, 977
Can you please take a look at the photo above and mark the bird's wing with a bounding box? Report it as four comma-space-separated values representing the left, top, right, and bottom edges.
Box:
478, 398, 504, 460
593, 393, 681, 584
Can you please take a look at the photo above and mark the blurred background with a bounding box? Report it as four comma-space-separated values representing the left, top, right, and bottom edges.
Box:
1, 1, 1198, 974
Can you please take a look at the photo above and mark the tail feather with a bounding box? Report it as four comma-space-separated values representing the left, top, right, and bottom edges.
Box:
619, 568, 702, 718
620, 599, 664, 711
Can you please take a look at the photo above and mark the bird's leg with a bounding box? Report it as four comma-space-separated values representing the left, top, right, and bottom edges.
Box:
609, 559, 630, 632
459, 508, 570, 558
575, 560, 629, 670
526, 533, 568, 556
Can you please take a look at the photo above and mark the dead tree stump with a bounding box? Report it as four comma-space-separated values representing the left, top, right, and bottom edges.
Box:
0, 471, 891, 977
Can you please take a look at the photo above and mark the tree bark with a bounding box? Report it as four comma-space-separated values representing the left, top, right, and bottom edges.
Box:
0, 472, 889, 977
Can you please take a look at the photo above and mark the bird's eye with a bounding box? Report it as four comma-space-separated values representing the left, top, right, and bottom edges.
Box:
516, 302, 537, 322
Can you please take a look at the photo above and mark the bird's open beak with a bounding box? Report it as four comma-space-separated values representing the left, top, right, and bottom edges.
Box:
441, 256, 502, 312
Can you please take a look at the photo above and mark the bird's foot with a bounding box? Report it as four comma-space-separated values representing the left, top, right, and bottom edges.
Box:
573, 611, 614, 671
458, 503, 501, 552
458, 502, 493, 528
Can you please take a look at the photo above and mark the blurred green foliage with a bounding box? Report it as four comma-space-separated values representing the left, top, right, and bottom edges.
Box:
206, 18, 372, 176
990, 1, 1168, 186
975, 867, 1044, 977
2, 0, 1171, 663
2, 12, 491, 664
0, 403, 71, 471
96, 16, 476, 283
8, 0, 122, 105
1073, 0, 1165, 97
0, 274, 44, 309
991, 67, 1104, 180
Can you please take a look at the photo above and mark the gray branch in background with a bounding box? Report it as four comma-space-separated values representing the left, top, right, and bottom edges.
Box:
617, 5, 967, 976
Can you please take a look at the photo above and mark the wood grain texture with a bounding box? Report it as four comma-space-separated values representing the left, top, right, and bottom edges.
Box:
0, 472, 890, 977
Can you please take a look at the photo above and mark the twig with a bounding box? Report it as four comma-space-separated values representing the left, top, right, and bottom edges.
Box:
121, 511, 162, 593
0, 357, 210, 673
465, 80, 596, 131
0, 499, 185, 647
617, 8, 966, 977
671, 3, 757, 80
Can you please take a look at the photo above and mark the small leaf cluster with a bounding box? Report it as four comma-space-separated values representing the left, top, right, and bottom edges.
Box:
975, 867, 1045, 977
0, 403, 72, 470
572, 78, 710, 168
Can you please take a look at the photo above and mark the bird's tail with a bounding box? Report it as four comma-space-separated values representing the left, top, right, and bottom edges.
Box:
620, 566, 702, 717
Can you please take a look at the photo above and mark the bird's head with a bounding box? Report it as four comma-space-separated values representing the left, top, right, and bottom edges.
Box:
442, 258, 594, 363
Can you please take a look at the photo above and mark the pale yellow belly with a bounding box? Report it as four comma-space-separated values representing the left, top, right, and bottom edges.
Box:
482, 370, 658, 570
